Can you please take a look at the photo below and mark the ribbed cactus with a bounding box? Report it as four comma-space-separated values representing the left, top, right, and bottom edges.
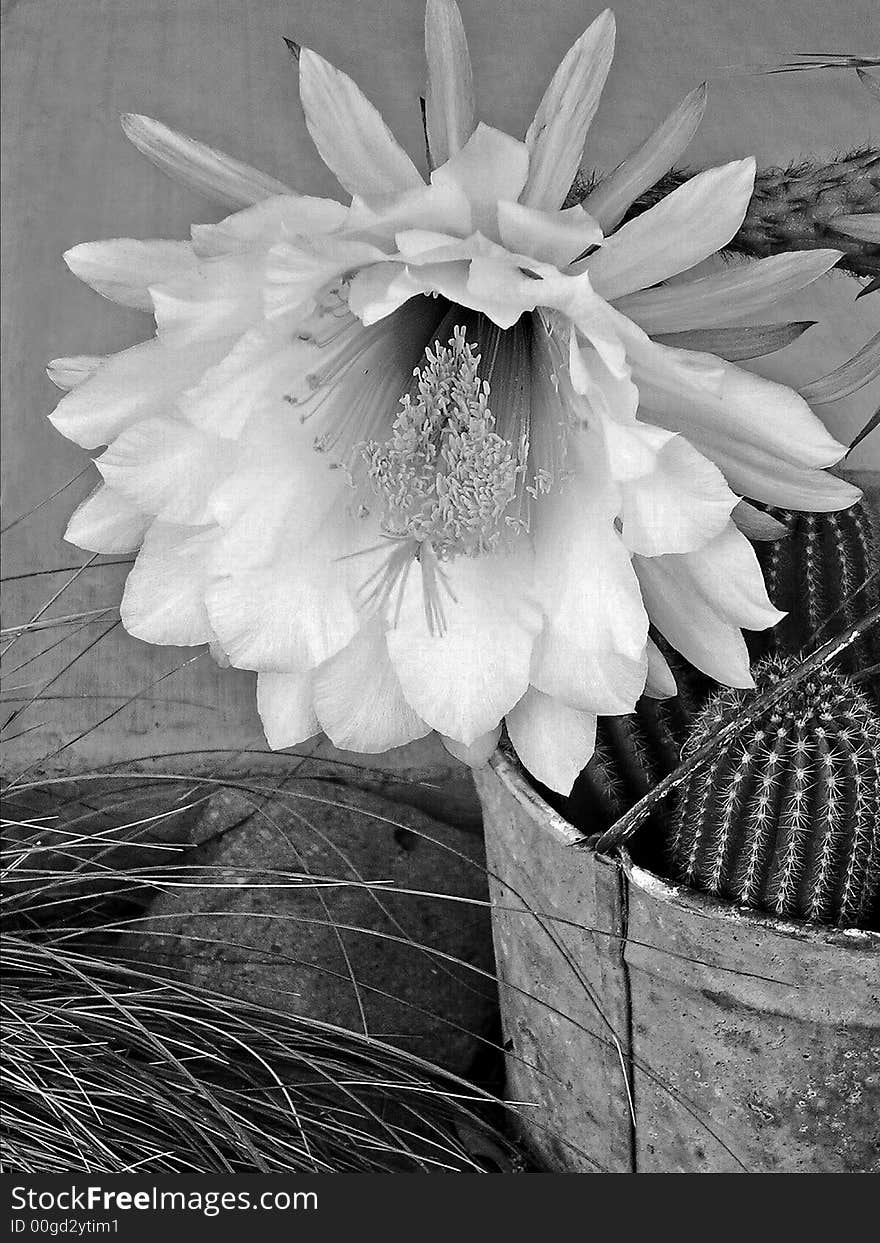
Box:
569, 148, 880, 285
753, 500, 880, 686
668, 657, 880, 929
565, 642, 713, 834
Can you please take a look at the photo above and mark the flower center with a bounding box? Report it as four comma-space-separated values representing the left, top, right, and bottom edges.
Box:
363, 325, 521, 557
347, 305, 567, 635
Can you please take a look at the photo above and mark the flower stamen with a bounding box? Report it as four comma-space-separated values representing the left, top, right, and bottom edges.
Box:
363, 326, 521, 556
350, 325, 525, 636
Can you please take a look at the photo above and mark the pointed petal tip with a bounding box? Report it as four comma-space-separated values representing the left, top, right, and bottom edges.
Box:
426, 0, 464, 18
46, 355, 104, 391
683, 79, 708, 111
579, 7, 616, 54
61, 243, 81, 273
522, 7, 616, 209
596, 8, 616, 32
441, 727, 501, 768
299, 45, 424, 198
120, 112, 149, 137
736, 155, 757, 185
424, 0, 475, 163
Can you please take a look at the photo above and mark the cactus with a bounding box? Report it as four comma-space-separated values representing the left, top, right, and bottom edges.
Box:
568, 148, 880, 285
565, 501, 879, 838
565, 641, 714, 834
753, 500, 880, 686
727, 149, 880, 284
668, 657, 880, 929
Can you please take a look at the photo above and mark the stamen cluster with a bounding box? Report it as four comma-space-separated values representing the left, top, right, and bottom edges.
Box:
364, 328, 520, 557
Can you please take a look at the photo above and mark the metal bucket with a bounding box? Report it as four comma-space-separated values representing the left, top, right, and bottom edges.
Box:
474, 751, 880, 1173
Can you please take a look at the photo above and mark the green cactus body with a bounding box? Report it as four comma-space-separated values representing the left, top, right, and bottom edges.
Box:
754, 500, 880, 684
669, 658, 880, 929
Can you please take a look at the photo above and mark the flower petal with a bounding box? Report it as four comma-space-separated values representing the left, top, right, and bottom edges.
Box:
64, 484, 150, 553
644, 637, 678, 698
207, 468, 338, 572
634, 553, 754, 686
441, 728, 501, 768
191, 194, 349, 257
49, 338, 230, 450
614, 250, 842, 334
298, 48, 424, 199
178, 325, 305, 438
150, 254, 262, 346
531, 628, 648, 715
497, 200, 602, 267
543, 274, 630, 379
617, 431, 738, 555
256, 670, 320, 749
670, 523, 785, 631
681, 436, 862, 511
46, 356, 105, 391
64, 240, 199, 311
120, 522, 215, 647
627, 332, 848, 470
652, 321, 814, 362
568, 335, 638, 425
466, 257, 546, 329
521, 9, 616, 211
432, 124, 530, 237
97, 418, 233, 525
599, 417, 672, 481
264, 238, 386, 320
424, 0, 476, 164
731, 500, 789, 542
633, 526, 784, 687
313, 618, 431, 752
580, 84, 707, 232
506, 687, 597, 795
346, 261, 427, 324
531, 467, 650, 714
205, 540, 359, 673
586, 159, 756, 300
121, 114, 293, 208
345, 178, 473, 243
386, 549, 541, 745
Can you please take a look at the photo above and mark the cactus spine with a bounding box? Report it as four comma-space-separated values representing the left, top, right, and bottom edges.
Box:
669, 658, 880, 929
754, 500, 880, 686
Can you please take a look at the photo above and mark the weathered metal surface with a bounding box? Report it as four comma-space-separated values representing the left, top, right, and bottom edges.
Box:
474, 765, 636, 1172
476, 752, 880, 1173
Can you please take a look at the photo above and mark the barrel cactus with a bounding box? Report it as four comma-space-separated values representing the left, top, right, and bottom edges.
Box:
753, 500, 880, 684
668, 657, 880, 929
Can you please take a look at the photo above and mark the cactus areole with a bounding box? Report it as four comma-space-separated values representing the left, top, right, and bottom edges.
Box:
669, 658, 880, 929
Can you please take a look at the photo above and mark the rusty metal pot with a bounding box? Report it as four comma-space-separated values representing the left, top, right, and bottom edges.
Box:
474, 750, 880, 1173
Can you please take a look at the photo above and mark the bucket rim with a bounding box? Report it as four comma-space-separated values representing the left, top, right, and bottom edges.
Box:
486, 746, 880, 952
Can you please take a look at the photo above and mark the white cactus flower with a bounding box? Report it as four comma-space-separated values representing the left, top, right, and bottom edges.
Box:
50, 1, 857, 793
